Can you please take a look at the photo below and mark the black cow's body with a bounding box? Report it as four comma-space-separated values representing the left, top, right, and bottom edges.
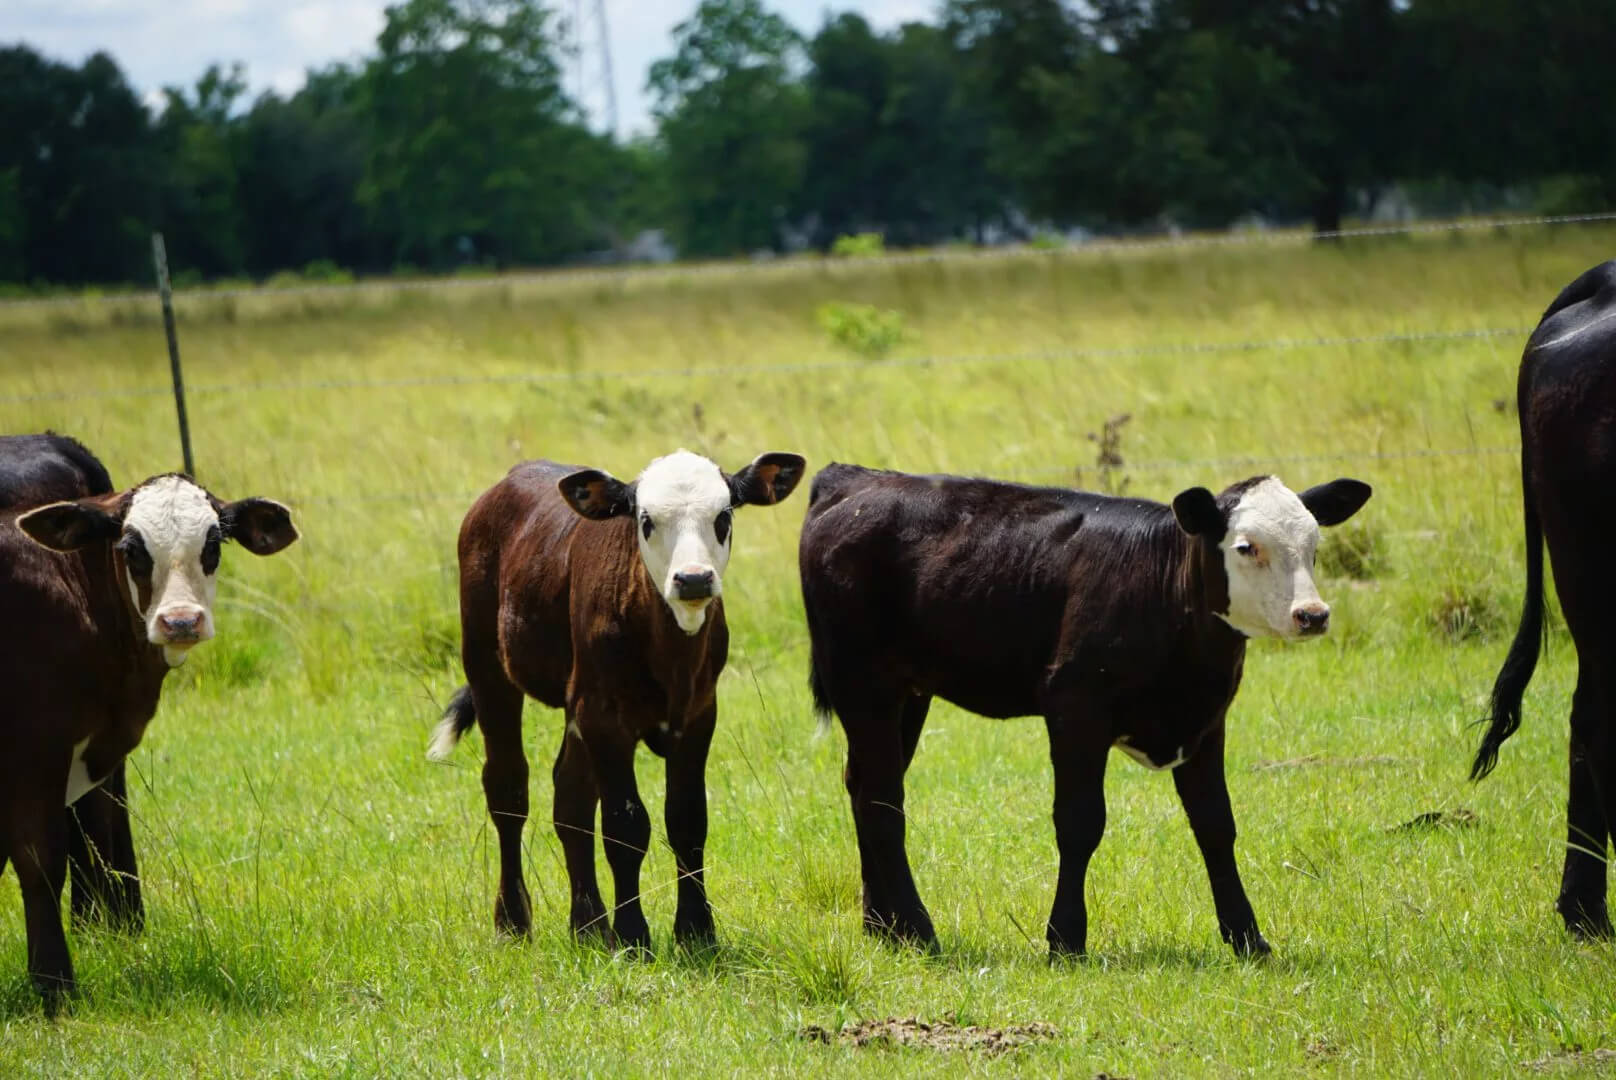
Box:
1474, 259, 1616, 937
0, 434, 142, 933
800, 463, 1368, 957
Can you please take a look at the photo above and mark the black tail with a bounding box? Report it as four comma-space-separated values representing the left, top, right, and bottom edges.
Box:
1472, 464, 1544, 780
808, 652, 833, 721
427, 685, 478, 761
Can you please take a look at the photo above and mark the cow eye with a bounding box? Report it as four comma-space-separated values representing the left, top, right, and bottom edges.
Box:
117, 532, 152, 576
201, 525, 222, 575
714, 509, 732, 545
640, 513, 654, 540
1234, 539, 1257, 558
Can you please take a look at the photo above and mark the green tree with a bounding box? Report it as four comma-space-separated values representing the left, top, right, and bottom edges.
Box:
648, 0, 808, 257
0, 47, 158, 284
154, 63, 249, 277
358, 0, 599, 268
237, 65, 375, 276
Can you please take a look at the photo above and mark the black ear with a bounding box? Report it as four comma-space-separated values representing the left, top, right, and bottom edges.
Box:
1298, 478, 1372, 527
1171, 487, 1225, 539
220, 497, 299, 556
727, 452, 807, 508
15, 497, 124, 552
559, 469, 634, 520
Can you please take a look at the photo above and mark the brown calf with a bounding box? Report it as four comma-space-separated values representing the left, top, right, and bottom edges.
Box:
429, 449, 804, 950
2, 466, 297, 1008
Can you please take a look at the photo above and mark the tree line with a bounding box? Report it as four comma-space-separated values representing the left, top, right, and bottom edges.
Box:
3, 0, 1613, 288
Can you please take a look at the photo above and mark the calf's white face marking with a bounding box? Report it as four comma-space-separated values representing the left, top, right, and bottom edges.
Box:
633, 451, 736, 635
122, 476, 222, 666
1218, 477, 1328, 640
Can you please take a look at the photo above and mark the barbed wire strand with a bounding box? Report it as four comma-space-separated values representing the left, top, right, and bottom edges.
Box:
4, 210, 1614, 312
0, 324, 1529, 406
292, 444, 1515, 508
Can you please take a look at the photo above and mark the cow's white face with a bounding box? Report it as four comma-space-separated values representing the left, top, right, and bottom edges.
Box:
1173, 475, 1372, 641
1218, 478, 1330, 639
16, 475, 299, 667
632, 451, 735, 634
559, 449, 807, 636
119, 476, 223, 664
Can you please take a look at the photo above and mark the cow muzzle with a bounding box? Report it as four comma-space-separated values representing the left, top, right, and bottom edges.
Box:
1292, 603, 1329, 636
155, 606, 211, 647
673, 568, 716, 602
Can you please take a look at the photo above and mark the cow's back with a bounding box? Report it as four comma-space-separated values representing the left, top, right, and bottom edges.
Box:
0, 433, 113, 509
801, 464, 1089, 717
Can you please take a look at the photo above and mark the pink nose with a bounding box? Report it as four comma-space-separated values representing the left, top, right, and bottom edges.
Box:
157, 608, 206, 642
1293, 603, 1329, 634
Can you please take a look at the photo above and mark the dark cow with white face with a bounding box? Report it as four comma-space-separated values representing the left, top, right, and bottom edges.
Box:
3, 466, 297, 1007
430, 448, 805, 950
799, 464, 1370, 958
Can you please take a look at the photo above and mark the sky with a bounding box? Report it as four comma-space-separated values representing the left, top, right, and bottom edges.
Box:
6, 0, 937, 136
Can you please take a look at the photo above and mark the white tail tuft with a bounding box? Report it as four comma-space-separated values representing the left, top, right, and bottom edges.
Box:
426, 715, 463, 762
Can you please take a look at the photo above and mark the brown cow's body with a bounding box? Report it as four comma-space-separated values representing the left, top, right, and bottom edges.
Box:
2, 447, 297, 1009
0, 434, 143, 933
447, 460, 726, 948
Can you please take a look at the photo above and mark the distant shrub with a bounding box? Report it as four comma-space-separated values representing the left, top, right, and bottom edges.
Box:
816, 301, 905, 359
301, 258, 354, 284
830, 232, 885, 258
170, 268, 205, 289
1317, 520, 1389, 581
452, 263, 497, 279
1027, 231, 1065, 250
264, 269, 304, 289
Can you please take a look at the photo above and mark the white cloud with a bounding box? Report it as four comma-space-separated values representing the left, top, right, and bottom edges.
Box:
5, 0, 939, 126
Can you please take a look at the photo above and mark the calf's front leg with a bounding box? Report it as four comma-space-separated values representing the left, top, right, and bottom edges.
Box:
581, 709, 653, 954
1171, 723, 1270, 957
1045, 714, 1109, 957
664, 706, 716, 947
10, 792, 74, 1011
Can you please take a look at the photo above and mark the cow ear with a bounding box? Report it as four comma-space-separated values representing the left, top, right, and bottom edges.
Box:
559, 469, 634, 520
1298, 478, 1372, 527
728, 452, 806, 508
220, 497, 299, 556
1171, 487, 1225, 538
15, 496, 124, 551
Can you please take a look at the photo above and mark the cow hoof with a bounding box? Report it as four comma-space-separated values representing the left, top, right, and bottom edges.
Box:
673, 921, 717, 953
1230, 931, 1273, 959
494, 895, 533, 939
1560, 901, 1613, 940
862, 914, 939, 954
1047, 944, 1088, 966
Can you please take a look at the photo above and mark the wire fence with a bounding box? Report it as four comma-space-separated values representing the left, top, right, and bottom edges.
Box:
290, 444, 1516, 509
4, 209, 1615, 312
0, 324, 1530, 406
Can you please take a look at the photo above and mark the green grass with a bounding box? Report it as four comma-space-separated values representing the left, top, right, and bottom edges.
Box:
3, 226, 1616, 1075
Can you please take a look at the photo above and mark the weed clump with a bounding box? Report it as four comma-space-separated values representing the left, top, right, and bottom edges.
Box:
830, 232, 885, 257
1429, 584, 1503, 641
1317, 520, 1388, 580
816, 300, 905, 359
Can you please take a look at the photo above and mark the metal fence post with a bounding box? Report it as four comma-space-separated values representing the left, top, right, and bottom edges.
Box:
151, 233, 196, 478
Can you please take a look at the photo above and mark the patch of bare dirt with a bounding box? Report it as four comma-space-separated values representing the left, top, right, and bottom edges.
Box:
1252, 754, 1407, 771
798, 1015, 1061, 1056
1522, 1047, 1616, 1070
1389, 808, 1478, 832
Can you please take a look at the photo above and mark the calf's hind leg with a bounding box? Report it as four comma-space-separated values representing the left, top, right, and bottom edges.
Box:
473, 676, 533, 936
552, 722, 610, 942
1559, 670, 1613, 937
841, 693, 936, 949
68, 761, 144, 932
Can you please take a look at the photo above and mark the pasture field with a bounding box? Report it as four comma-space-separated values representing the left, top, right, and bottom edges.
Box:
3, 227, 1616, 1076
